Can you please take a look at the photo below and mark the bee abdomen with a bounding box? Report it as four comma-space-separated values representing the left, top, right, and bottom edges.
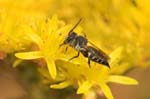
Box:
89, 53, 100, 62
96, 58, 110, 67
89, 53, 110, 68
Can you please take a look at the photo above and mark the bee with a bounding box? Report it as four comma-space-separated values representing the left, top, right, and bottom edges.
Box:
60, 19, 110, 68
59, 19, 88, 60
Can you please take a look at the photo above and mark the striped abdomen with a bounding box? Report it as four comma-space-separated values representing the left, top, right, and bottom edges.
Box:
81, 46, 110, 68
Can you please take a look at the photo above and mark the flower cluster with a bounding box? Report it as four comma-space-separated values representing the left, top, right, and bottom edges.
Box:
15, 16, 138, 99
2, 0, 150, 98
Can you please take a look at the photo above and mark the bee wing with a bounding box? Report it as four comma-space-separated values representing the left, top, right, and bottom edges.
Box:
88, 40, 110, 60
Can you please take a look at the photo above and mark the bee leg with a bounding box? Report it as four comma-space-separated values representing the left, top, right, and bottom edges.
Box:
69, 52, 80, 61
88, 58, 91, 68
59, 43, 64, 48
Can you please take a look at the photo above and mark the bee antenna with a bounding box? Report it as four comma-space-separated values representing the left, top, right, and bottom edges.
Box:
68, 18, 82, 35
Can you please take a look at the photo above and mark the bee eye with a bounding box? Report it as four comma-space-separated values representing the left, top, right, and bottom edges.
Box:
66, 32, 77, 42
69, 32, 77, 37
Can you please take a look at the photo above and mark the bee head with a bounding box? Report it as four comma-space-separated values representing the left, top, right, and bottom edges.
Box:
64, 32, 77, 44
59, 19, 81, 47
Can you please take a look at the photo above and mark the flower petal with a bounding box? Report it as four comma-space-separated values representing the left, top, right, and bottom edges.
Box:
77, 80, 93, 94
46, 59, 57, 79
47, 15, 58, 34
15, 51, 43, 59
13, 59, 23, 68
50, 81, 71, 89
109, 47, 123, 67
50, 15, 58, 31
99, 82, 114, 99
108, 75, 138, 85
26, 32, 43, 48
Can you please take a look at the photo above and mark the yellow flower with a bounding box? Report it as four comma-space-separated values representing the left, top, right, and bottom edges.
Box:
49, 47, 138, 99
15, 15, 70, 79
